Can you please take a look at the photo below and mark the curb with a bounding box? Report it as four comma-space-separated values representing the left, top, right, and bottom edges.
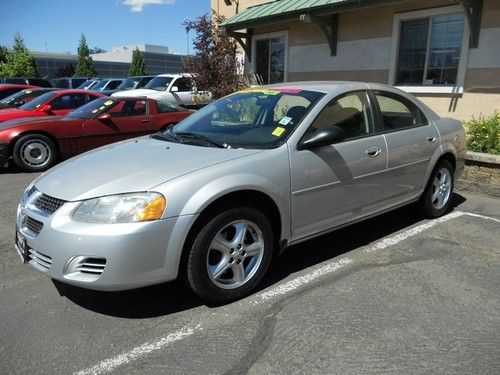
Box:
455, 151, 500, 198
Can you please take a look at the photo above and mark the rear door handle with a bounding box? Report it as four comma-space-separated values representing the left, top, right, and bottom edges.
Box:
366, 146, 381, 157
427, 136, 437, 142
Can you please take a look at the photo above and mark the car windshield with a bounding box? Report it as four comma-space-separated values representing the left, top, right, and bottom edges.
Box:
66, 98, 116, 119
77, 80, 96, 89
117, 78, 139, 90
92, 80, 110, 90
19, 92, 58, 110
164, 88, 324, 149
144, 77, 173, 91
0, 89, 47, 108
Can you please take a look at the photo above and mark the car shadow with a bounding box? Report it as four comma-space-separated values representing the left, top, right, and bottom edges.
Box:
52, 194, 467, 317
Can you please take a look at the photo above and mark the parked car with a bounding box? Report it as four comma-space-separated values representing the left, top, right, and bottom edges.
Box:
77, 79, 101, 90
0, 97, 192, 171
0, 89, 103, 123
99, 75, 154, 96
0, 84, 36, 100
50, 77, 90, 89
0, 88, 59, 109
13, 82, 465, 303
0, 77, 52, 88
112, 73, 212, 109
91, 78, 126, 92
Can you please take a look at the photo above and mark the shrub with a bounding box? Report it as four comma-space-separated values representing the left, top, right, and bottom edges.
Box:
464, 111, 500, 155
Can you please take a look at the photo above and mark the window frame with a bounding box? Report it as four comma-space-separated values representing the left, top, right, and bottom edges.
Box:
302, 90, 377, 144
251, 30, 289, 84
389, 5, 470, 94
368, 90, 429, 134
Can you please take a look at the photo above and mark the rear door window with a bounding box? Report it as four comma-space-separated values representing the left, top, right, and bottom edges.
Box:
373, 91, 428, 131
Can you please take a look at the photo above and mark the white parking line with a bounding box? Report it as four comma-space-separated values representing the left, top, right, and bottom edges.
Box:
73, 325, 202, 375
73, 210, 498, 375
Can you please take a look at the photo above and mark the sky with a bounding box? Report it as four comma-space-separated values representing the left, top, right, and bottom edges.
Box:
0, 0, 211, 55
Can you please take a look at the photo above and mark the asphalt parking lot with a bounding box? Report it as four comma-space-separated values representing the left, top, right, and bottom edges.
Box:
0, 168, 499, 375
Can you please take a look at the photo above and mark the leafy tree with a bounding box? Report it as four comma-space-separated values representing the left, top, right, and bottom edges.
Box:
0, 45, 10, 65
128, 47, 147, 76
75, 34, 97, 76
0, 33, 39, 77
183, 12, 244, 99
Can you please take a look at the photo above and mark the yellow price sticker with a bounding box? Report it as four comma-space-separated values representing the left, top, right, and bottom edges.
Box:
104, 100, 113, 106
25, 90, 32, 94
272, 127, 286, 137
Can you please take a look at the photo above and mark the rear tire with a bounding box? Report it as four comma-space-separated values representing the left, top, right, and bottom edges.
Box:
420, 160, 454, 218
12, 134, 58, 172
184, 207, 274, 304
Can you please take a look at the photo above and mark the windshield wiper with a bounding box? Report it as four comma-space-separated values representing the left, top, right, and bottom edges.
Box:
151, 131, 180, 143
174, 132, 228, 148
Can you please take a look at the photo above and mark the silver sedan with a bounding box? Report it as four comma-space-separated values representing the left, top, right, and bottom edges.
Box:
15, 82, 465, 303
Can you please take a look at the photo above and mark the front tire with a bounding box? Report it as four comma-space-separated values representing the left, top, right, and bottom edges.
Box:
420, 160, 454, 218
185, 207, 274, 304
12, 134, 58, 172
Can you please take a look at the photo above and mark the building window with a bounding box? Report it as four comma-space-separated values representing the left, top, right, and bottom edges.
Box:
390, 6, 469, 93
253, 32, 287, 84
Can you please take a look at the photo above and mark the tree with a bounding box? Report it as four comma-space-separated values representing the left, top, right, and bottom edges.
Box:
0, 45, 10, 65
0, 33, 39, 77
75, 34, 97, 76
128, 47, 147, 76
183, 12, 244, 100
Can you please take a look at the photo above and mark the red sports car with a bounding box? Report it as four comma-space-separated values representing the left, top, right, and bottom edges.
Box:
0, 84, 36, 100
0, 89, 103, 123
0, 97, 193, 171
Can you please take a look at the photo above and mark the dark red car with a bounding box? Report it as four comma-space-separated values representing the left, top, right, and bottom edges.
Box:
0, 89, 103, 123
0, 84, 36, 100
0, 87, 59, 109
0, 97, 193, 171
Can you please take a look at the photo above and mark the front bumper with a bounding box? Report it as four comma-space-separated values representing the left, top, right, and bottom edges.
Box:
15, 193, 196, 291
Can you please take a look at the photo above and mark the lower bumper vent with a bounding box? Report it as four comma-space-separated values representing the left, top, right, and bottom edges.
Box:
28, 249, 52, 270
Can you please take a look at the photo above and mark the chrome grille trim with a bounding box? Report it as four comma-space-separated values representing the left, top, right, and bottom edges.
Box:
76, 258, 106, 275
33, 193, 66, 215
28, 249, 52, 270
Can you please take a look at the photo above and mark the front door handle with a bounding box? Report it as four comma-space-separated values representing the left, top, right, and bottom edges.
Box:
366, 146, 381, 157
427, 136, 437, 143
141, 119, 150, 123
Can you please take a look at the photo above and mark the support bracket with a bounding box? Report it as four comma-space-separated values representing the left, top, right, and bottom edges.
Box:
300, 14, 339, 56
227, 28, 253, 62
452, 0, 483, 48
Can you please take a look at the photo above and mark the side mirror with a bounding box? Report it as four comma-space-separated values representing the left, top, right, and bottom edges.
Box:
170, 86, 179, 93
98, 113, 111, 121
298, 126, 345, 150
40, 104, 52, 113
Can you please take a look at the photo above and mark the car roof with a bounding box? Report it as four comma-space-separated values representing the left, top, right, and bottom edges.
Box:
0, 84, 36, 90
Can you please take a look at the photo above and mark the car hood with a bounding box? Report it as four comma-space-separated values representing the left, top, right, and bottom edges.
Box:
112, 88, 162, 97
35, 137, 262, 201
0, 108, 36, 122
0, 115, 63, 131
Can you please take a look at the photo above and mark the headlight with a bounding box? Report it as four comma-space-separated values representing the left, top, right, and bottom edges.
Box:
72, 192, 166, 223
21, 182, 36, 205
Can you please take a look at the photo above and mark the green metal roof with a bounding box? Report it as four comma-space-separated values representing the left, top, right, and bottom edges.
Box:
221, 0, 401, 29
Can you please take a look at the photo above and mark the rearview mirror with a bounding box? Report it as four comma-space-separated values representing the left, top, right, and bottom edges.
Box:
298, 126, 345, 150
98, 113, 111, 120
170, 86, 179, 93
40, 104, 52, 113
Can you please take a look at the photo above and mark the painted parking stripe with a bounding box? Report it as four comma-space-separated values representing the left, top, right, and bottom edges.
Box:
73, 325, 202, 375
74, 210, 498, 375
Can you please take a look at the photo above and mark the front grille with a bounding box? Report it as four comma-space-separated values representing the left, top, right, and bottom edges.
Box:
26, 217, 43, 235
28, 249, 52, 270
33, 193, 66, 215
76, 258, 107, 275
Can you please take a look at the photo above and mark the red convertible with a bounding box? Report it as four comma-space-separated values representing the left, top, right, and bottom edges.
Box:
0, 97, 193, 171
0, 89, 103, 123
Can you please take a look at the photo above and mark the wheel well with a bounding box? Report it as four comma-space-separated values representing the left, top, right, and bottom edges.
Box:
8, 131, 60, 157
437, 152, 456, 171
180, 190, 283, 271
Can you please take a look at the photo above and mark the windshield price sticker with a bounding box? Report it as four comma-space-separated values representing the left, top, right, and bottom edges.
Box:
279, 116, 292, 126
99, 106, 105, 111
91, 109, 98, 113
25, 90, 32, 94
104, 100, 114, 106
241, 89, 280, 96
272, 127, 286, 137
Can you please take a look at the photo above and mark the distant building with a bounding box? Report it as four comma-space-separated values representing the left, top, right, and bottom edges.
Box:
33, 44, 186, 78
